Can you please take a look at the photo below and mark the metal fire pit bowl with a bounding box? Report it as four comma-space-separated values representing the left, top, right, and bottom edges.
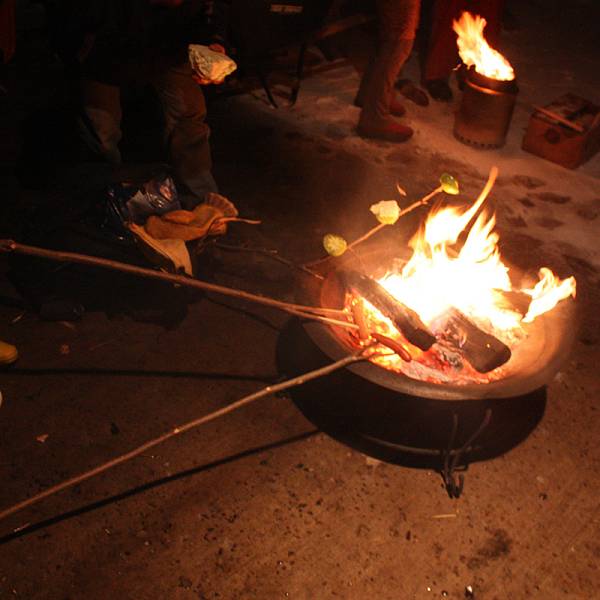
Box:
454, 66, 518, 149
298, 247, 578, 402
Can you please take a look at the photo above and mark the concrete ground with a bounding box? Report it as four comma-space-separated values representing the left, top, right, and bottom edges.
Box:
1, 1, 599, 599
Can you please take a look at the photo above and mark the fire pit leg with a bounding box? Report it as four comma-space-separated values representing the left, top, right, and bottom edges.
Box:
442, 408, 492, 499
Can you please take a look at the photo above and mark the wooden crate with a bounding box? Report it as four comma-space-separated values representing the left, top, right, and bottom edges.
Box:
522, 94, 600, 169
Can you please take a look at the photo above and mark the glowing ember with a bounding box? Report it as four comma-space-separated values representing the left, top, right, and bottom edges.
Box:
453, 12, 515, 81
348, 168, 576, 384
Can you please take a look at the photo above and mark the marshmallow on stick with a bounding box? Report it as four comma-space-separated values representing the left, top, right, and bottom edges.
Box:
188, 44, 237, 82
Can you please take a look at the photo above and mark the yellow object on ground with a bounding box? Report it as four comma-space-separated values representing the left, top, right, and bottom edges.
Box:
0, 340, 18, 365
129, 223, 193, 275
144, 193, 237, 241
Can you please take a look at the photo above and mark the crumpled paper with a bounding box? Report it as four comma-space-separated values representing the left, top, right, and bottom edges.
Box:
188, 44, 237, 82
144, 192, 237, 241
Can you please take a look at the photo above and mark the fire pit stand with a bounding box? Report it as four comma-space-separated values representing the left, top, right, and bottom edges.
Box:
277, 317, 548, 498
441, 409, 491, 498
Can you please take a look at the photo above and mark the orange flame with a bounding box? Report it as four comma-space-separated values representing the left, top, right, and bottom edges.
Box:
453, 12, 515, 81
523, 268, 576, 322
354, 167, 576, 380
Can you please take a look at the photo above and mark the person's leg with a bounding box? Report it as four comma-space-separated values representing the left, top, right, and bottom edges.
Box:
153, 62, 217, 206
358, 0, 420, 141
79, 78, 123, 164
356, 55, 407, 117
422, 0, 464, 100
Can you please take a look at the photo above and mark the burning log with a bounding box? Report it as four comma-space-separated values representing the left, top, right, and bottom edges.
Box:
342, 270, 436, 351
438, 308, 511, 373
494, 289, 532, 316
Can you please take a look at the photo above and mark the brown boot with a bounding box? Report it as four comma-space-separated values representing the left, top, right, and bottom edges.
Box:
357, 118, 413, 143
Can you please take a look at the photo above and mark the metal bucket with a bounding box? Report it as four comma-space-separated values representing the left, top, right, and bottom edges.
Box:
454, 67, 518, 148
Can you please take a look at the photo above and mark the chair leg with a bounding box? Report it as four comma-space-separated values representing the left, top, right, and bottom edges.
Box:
290, 41, 308, 106
257, 66, 278, 109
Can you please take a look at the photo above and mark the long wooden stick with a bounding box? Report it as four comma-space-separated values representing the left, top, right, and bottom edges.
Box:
285, 306, 358, 331
345, 185, 444, 252
0, 240, 343, 320
0, 350, 372, 525
305, 184, 443, 268
214, 242, 324, 280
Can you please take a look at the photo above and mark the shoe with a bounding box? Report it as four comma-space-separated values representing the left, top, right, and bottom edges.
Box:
0, 340, 18, 365
354, 96, 406, 117
357, 119, 413, 143
424, 79, 453, 102
396, 79, 429, 107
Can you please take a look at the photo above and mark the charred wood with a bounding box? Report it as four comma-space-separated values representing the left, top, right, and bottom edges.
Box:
439, 308, 512, 373
342, 270, 436, 351
494, 289, 532, 316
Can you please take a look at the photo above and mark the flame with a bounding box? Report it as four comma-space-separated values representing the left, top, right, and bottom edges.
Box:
523, 268, 576, 322
352, 167, 576, 381
453, 12, 515, 81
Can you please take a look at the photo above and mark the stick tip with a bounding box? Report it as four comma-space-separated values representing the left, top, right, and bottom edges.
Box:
0, 239, 16, 252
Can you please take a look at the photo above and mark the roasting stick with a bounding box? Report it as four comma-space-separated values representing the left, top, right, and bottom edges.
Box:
286, 306, 359, 330
305, 184, 444, 268
0, 348, 378, 525
0, 241, 411, 352
348, 163, 498, 254
345, 185, 444, 252
214, 241, 324, 280
0, 240, 343, 321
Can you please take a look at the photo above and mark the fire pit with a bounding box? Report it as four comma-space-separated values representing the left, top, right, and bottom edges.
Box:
300, 247, 577, 402
291, 174, 577, 495
302, 175, 576, 400
293, 248, 575, 496
452, 12, 518, 148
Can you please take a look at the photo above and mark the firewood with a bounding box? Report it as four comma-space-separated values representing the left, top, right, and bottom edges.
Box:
342, 270, 436, 351
439, 308, 511, 373
493, 289, 531, 316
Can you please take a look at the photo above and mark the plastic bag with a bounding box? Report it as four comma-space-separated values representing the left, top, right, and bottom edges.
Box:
100, 173, 182, 241
126, 175, 180, 223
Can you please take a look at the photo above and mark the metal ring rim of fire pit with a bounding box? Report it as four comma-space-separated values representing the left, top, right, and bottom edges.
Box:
465, 66, 518, 95
298, 251, 578, 402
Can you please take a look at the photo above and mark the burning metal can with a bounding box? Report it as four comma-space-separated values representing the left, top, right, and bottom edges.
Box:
454, 67, 518, 148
